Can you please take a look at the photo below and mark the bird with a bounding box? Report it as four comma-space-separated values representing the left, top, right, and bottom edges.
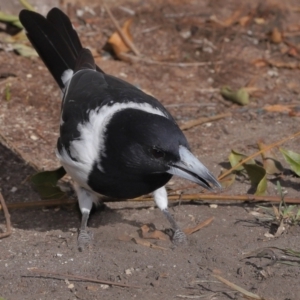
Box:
19, 8, 221, 251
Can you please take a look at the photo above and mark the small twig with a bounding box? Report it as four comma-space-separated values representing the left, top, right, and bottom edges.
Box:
219, 130, 300, 180
165, 103, 216, 108
120, 52, 222, 67
26, 268, 140, 288
213, 274, 265, 300
0, 192, 12, 239
103, 3, 140, 56
3, 193, 300, 211
180, 113, 231, 131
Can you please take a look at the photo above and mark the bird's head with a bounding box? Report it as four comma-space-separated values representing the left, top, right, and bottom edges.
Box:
102, 108, 221, 191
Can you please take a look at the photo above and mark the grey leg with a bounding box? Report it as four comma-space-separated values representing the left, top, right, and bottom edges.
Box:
74, 184, 98, 251
153, 186, 187, 245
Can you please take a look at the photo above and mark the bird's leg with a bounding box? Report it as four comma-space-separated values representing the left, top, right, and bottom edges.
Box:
153, 186, 187, 245
74, 184, 98, 251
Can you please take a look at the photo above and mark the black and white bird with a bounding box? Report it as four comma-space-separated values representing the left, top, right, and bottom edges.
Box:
19, 8, 221, 250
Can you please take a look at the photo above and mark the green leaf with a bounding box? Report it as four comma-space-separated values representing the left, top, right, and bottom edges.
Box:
12, 43, 38, 57
228, 150, 255, 171
31, 167, 67, 199
220, 86, 249, 106
280, 148, 300, 176
244, 163, 267, 195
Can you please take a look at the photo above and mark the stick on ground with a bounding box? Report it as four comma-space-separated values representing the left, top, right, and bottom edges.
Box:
0, 192, 12, 239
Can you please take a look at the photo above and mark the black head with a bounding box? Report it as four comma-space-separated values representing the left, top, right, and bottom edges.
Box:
103, 108, 188, 176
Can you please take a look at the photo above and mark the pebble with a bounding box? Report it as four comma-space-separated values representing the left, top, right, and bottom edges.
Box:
10, 187, 17, 193
210, 204, 218, 208
100, 284, 109, 290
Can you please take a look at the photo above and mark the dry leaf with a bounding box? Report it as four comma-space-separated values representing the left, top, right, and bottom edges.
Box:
252, 58, 268, 68
254, 17, 265, 25
270, 27, 283, 44
263, 104, 294, 113
289, 107, 300, 116
118, 234, 132, 242
287, 47, 298, 57
274, 219, 285, 237
257, 140, 283, 175
223, 9, 243, 27
183, 217, 214, 235
132, 237, 168, 250
108, 19, 133, 59
267, 59, 300, 69
140, 224, 168, 240
239, 15, 252, 27
218, 170, 235, 189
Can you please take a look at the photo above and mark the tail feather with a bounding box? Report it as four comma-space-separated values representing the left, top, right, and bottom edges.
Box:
46, 8, 82, 58
74, 49, 96, 72
19, 8, 104, 90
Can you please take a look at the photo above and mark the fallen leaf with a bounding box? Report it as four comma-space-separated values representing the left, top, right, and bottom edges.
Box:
86, 285, 99, 291
266, 59, 300, 69
274, 219, 285, 237
12, 43, 38, 57
31, 167, 67, 199
238, 15, 252, 27
223, 9, 243, 27
243, 163, 267, 196
270, 27, 283, 43
108, 19, 133, 59
254, 17, 265, 25
280, 148, 300, 176
140, 224, 168, 240
257, 140, 283, 175
218, 170, 236, 189
118, 234, 132, 242
228, 150, 255, 171
132, 237, 168, 250
183, 216, 214, 235
220, 86, 249, 105
252, 58, 268, 68
287, 47, 298, 57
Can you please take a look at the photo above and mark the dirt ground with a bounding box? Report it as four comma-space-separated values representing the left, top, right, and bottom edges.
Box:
1, 0, 300, 299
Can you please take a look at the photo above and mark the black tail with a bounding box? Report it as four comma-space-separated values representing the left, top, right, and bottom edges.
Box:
19, 8, 103, 90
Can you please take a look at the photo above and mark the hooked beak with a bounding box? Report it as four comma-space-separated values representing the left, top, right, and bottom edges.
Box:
167, 146, 221, 191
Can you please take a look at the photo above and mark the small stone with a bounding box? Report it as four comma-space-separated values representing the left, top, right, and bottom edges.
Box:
26, 73, 32, 78
30, 134, 38, 141
100, 284, 109, 289
10, 187, 17, 193
56, 253, 63, 257
68, 283, 74, 289
125, 268, 133, 275
210, 204, 218, 208
267, 69, 278, 77
147, 265, 153, 269
180, 30, 191, 39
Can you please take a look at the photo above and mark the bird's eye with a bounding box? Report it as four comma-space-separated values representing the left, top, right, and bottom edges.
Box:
151, 148, 165, 159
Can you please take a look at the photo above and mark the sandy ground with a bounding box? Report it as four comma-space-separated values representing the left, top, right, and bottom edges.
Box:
1, 0, 300, 299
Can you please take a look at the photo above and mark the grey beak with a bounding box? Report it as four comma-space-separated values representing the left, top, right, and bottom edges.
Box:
167, 146, 221, 190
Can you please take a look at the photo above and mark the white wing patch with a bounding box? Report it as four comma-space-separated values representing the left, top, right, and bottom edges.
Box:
57, 102, 169, 186
61, 69, 73, 87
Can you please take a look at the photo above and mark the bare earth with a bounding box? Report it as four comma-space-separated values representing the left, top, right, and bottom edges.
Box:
1, 1, 300, 299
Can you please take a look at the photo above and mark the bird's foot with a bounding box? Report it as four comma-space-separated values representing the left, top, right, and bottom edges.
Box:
172, 229, 187, 246
78, 229, 92, 251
